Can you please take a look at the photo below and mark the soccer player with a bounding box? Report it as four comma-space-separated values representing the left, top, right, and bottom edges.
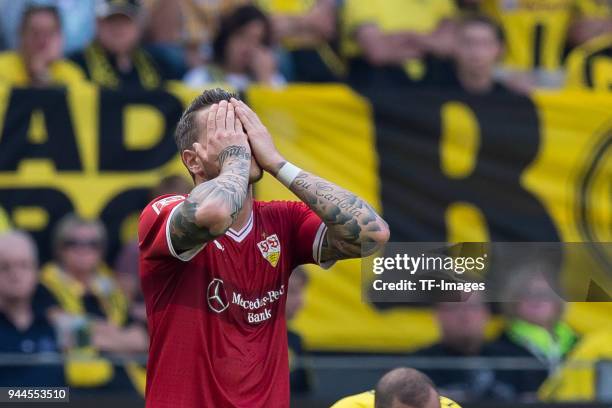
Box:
138, 89, 389, 407
331, 367, 463, 408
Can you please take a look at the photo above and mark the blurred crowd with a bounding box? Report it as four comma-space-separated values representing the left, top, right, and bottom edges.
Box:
2, 185, 612, 402
0, 0, 610, 93
1, 0, 612, 404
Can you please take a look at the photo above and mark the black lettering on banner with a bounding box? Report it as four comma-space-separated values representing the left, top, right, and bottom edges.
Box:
0, 88, 81, 171
368, 89, 560, 309
98, 90, 183, 171
100, 188, 150, 264
0, 188, 74, 263
371, 89, 559, 242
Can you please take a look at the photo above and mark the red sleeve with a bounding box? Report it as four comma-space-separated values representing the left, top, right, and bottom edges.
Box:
138, 194, 206, 262
287, 202, 334, 269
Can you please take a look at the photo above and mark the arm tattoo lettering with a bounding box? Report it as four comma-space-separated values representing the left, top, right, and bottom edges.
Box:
289, 172, 388, 262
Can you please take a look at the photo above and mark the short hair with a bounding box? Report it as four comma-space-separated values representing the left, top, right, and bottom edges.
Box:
290, 266, 309, 286
150, 174, 192, 199
52, 214, 107, 257
375, 368, 437, 408
500, 258, 565, 319
0, 230, 39, 265
20, 4, 61, 34
459, 14, 504, 43
174, 88, 238, 155
213, 5, 272, 65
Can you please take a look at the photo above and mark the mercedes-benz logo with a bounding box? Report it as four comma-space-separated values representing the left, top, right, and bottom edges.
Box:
207, 278, 229, 313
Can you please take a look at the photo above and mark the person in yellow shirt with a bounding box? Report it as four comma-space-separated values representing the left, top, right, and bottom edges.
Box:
340, 0, 457, 87
42, 214, 147, 394
0, 5, 85, 87
479, 0, 612, 89
331, 367, 463, 408
258, 0, 342, 82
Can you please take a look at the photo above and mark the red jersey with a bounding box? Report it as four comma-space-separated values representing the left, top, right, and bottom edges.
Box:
138, 194, 329, 408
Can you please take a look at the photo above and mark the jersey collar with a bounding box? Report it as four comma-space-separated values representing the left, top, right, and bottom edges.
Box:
225, 210, 254, 243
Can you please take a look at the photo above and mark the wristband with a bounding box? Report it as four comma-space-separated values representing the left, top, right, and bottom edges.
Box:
276, 162, 302, 187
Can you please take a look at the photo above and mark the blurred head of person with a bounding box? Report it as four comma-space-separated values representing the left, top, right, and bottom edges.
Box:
95, 0, 142, 56
53, 214, 106, 283
175, 89, 263, 184
213, 5, 273, 74
435, 292, 490, 354
286, 267, 308, 321
150, 174, 192, 200
453, 15, 504, 93
503, 261, 565, 332
19, 5, 63, 71
375, 368, 440, 408
0, 231, 39, 305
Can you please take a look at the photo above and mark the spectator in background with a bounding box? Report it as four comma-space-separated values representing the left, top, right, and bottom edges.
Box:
0, 230, 64, 387
183, 5, 286, 91
114, 174, 191, 324
0, 0, 95, 55
286, 266, 312, 395
479, 0, 612, 91
433, 15, 511, 95
261, 0, 342, 82
41, 214, 147, 354
70, 0, 178, 90
414, 294, 513, 401
143, 0, 248, 72
340, 0, 457, 89
0, 5, 85, 87
494, 265, 578, 400
40, 214, 147, 394
565, 18, 612, 91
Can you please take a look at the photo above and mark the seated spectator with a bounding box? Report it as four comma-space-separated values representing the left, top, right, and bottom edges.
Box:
114, 174, 191, 324
565, 19, 612, 91
0, 0, 95, 55
415, 294, 513, 400
260, 0, 342, 82
0, 5, 85, 87
41, 214, 147, 392
183, 5, 286, 91
70, 0, 178, 90
286, 266, 312, 395
494, 266, 578, 400
340, 0, 457, 88
0, 230, 64, 387
479, 0, 612, 90
142, 0, 248, 72
432, 15, 511, 95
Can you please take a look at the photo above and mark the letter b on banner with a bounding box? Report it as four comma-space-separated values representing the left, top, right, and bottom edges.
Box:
372, 89, 559, 242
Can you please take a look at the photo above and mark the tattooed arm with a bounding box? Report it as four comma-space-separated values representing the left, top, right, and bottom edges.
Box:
288, 171, 389, 261
170, 101, 251, 254
233, 98, 389, 262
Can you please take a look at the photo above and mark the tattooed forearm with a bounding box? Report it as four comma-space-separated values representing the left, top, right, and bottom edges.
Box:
170, 145, 250, 253
289, 172, 389, 261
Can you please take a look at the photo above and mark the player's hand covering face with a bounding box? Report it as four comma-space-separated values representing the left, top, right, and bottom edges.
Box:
232, 98, 286, 175
196, 100, 250, 179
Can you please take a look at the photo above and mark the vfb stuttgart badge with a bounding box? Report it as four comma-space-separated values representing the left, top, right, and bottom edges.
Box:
257, 234, 281, 267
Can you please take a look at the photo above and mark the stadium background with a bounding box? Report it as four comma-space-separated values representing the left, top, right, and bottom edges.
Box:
0, 0, 611, 407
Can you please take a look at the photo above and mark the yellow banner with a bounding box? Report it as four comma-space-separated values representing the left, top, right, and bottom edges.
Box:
0, 82, 609, 351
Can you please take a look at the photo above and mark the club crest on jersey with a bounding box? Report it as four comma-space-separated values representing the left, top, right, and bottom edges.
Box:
152, 195, 184, 214
257, 234, 281, 267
